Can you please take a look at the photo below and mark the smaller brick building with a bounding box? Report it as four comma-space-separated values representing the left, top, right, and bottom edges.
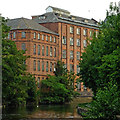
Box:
7, 17, 59, 86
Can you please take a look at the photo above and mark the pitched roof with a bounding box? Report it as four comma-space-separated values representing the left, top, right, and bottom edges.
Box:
32, 12, 99, 29
7, 17, 58, 35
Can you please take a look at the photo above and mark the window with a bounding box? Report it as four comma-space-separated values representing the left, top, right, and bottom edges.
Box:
77, 65, 80, 74
54, 37, 56, 43
50, 47, 52, 57
34, 32, 36, 39
63, 64, 67, 69
77, 39, 80, 46
70, 26, 73, 33
62, 36, 66, 44
8, 33, 10, 39
83, 40, 87, 47
46, 35, 48, 41
42, 61, 44, 72
77, 51, 80, 60
96, 31, 99, 37
42, 45, 44, 56
34, 44, 36, 54
38, 45, 40, 55
77, 82, 81, 91
22, 32, 26, 38
38, 60, 40, 71
62, 50, 66, 58
22, 43, 26, 51
13, 32, 16, 38
70, 64, 74, 72
54, 63, 56, 72
38, 33, 40, 40
50, 62, 52, 72
77, 28, 80, 35
90, 30, 93, 37
83, 29, 87, 36
54, 48, 56, 57
70, 51, 73, 59
70, 37, 74, 45
46, 46, 48, 56
50, 36, 52, 42
46, 61, 48, 72
33, 60, 36, 71
37, 77, 40, 88
42, 34, 44, 40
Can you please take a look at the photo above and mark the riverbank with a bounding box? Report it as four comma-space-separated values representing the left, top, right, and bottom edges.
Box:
2, 97, 92, 120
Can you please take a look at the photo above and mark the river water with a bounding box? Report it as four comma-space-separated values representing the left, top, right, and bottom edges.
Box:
2, 97, 92, 120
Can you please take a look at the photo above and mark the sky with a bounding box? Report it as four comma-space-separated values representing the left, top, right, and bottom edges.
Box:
0, 0, 120, 21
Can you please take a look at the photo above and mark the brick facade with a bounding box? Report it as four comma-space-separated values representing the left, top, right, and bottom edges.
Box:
8, 6, 99, 92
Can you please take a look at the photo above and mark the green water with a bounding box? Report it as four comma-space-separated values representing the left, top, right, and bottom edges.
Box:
2, 97, 92, 120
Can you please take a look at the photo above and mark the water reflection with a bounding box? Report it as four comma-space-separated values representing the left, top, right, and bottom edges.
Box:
27, 104, 82, 119
2, 97, 92, 120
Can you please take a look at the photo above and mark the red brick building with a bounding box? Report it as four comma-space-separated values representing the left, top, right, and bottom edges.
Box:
32, 6, 99, 91
7, 18, 59, 86
7, 6, 99, 92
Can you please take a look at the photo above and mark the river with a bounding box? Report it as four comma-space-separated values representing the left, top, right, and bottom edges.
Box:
2, 97, 92, 120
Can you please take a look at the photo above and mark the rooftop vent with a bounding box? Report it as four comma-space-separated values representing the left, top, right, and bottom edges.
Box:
39, 16, 46, 20
84, 19, 88, 23
46, 6, 70, 16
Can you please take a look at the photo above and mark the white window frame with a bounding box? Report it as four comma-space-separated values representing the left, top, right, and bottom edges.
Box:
62, 50, 66, 58
38, 33, 40, 40
70, 37, 74, 46
77, 51, 80, 60
70, 26, 73, 33
77, 39, 80, 46
77, 28, 80, 35
62, 36, 66, 44
70, 51, 73, 59
83, 40, 87, 47
42, 34, 44, 40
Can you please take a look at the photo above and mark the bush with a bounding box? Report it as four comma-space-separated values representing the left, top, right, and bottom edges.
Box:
84, 81, 120, 120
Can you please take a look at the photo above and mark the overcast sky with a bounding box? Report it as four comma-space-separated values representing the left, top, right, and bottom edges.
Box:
1, 0, 120, 21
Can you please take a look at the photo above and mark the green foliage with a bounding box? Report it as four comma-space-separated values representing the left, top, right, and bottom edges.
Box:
2, 17, 37, 106
39, 61, 76, 104
84, 81, 120, 120
54, 61, 67, 76
79, 3, 120, 94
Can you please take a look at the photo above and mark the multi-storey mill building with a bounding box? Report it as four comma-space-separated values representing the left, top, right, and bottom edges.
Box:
32, 6, 99, 91
7, 6, 99, 92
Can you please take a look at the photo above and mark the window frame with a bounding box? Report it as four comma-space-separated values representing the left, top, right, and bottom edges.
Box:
22, 32, 26, 38
77, 38, 80, 46
42, 45, 44, 56
33, 44, 36, 54
70, 37, 74, 46
62, 50, 66, 59
38, 60, 40, 71
70, 51, 73, 60
33, 60, 36, 71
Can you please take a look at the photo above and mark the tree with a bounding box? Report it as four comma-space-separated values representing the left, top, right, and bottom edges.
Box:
39, 61, 76, 104
84, 81, 120, 120
2, 17, 37, 106
79, 3, 120, 94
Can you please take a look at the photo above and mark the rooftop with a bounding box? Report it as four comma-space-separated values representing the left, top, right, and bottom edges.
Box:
32, 6, 99, 29
7, 17, 58, 35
